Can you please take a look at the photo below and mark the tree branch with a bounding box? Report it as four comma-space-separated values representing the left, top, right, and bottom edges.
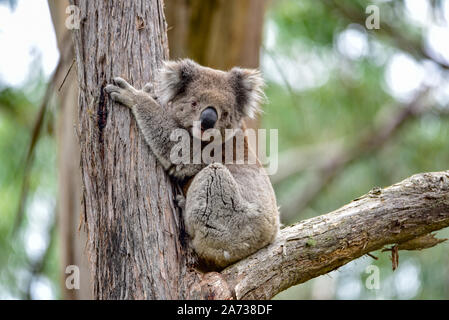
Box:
199, 170, 449, 300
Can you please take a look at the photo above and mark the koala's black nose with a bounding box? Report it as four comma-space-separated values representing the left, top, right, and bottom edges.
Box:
200, 107, 218, 130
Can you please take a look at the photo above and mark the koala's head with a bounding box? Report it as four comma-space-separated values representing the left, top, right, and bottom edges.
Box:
156, 59, 265, 141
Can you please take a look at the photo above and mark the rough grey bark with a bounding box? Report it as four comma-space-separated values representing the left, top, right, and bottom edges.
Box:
70, 0, 449, 300
69, 0, 192, 299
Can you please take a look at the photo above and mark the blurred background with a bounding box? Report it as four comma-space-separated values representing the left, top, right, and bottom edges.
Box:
0, 0, 448, 299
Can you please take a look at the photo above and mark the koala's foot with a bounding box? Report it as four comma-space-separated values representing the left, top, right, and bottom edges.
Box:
105, 77, 140, 108
142, 82, 158, 100
142, 82, 154, 93
184, 163, 271, 269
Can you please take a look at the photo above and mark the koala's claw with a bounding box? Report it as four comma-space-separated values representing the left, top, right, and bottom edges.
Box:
112, 77, 133, 90
105, 79, 136, 108
175, 194, 186, 211
104, 84, 119, 94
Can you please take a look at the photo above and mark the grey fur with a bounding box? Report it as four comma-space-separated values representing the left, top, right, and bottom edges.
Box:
105, 59, 279, 269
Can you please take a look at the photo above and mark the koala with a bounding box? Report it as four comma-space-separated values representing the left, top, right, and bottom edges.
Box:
105, 59, 279, 269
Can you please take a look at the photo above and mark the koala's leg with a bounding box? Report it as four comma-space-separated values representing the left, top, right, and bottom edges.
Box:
184, 163, 275, 268
105, 77, 200, 176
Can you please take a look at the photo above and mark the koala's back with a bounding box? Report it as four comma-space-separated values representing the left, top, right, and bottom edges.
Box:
183, 133, 279, 269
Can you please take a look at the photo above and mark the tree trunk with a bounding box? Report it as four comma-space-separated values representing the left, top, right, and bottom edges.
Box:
69, 0, 208, 299
48, 0, 91, 300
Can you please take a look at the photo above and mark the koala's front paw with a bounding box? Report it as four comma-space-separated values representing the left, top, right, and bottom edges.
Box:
105, 77, 139, 108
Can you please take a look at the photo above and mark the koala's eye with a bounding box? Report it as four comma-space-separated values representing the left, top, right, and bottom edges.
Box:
223, 111, 229, 118
192, 101, 198, 107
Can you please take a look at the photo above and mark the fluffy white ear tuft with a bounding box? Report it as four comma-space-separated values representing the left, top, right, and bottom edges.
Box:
157, 59, 197, 106
229, 67, 266, 119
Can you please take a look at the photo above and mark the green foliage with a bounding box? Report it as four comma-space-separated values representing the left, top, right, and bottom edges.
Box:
270, 0, 343, 49
0, 80, 60, 299
263, 0, 449, 299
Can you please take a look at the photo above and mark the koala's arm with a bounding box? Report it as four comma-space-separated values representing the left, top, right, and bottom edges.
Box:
105, 77, 200, 178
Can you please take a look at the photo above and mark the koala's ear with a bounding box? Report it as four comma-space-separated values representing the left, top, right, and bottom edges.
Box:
229, 67, 266, 119
157, 59, 197, 105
